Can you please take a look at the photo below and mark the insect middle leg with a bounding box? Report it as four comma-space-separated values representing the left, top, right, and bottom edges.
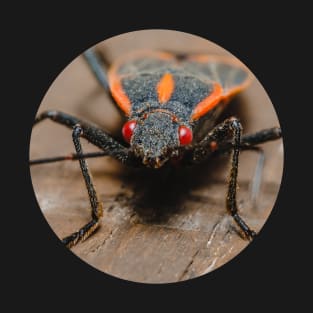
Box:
29, 151, 108, 166
191, 117, 257, 240
216, 127, 281, 207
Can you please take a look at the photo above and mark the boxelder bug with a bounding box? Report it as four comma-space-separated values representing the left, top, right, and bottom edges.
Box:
30, 49, 282, 249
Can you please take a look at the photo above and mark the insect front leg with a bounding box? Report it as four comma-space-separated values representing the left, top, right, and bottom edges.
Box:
212, 127, 281, 208
191, 117, 256, 240
31, 110, 140, 247
61, 124, 103, 248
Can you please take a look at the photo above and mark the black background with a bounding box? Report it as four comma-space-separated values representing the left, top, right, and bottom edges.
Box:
4, 3, 310, 311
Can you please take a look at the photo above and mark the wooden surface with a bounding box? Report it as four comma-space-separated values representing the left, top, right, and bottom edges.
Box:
30, 30, 284, 283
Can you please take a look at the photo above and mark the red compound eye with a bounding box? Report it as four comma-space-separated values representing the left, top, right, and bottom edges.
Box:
178, 125, 193, 146
122, 120, 137, 143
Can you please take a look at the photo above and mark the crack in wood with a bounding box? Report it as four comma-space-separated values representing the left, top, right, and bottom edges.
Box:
178, 247, 201, 281
206, 220, 222, 247
86, 227, 117, 255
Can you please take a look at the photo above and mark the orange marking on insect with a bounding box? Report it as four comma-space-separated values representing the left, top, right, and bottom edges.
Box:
108, 71, 131, 116
157, 72, 175, 104
191, 83, 223, 121
65, 153, 74, 160
210, 141, 218, 152
171, 115, 178, 123
224, 80, 252, 99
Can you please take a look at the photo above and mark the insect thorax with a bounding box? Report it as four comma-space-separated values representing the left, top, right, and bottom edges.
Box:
131, 100, 191, 124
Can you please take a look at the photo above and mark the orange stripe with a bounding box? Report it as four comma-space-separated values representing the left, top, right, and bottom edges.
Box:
191, 83, 223, 121
107, 51, 176, 115
157, 72, 175, 104
108, 70, 131, 116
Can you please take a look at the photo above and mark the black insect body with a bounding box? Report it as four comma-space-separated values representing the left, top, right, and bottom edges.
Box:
31, 49, 282, 248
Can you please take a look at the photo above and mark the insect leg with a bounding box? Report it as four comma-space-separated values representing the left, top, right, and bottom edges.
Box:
191, 127, 281, 162
32, 110, 138, 166
31, 111, 137, 247
30, 151, 108, 165
220, 127, 281, 209
83, 48, 109, 91
217, 127, 282, 153
240, 127, 282, 147
193, 127, 281, 211
224, 118, 257, 240
61, 124, 102, 248
192, 117, 256, 240
214, 145, 265, 209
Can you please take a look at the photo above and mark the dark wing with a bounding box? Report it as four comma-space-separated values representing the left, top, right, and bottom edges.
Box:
181, 55, 253, 120
183, 54, 252, 98
108, 51, 252, 121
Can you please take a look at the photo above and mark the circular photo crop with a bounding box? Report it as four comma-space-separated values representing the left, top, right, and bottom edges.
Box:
30, 29, 284, 283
